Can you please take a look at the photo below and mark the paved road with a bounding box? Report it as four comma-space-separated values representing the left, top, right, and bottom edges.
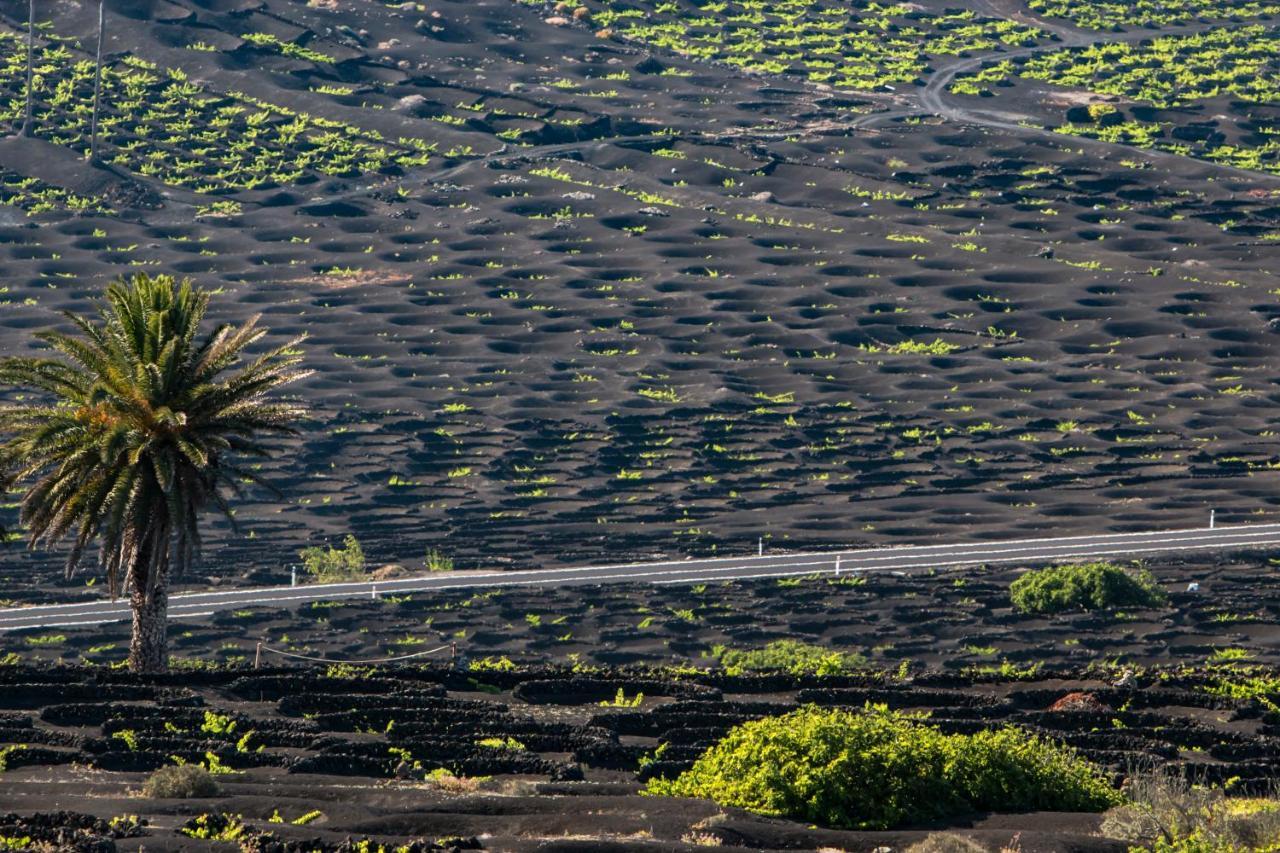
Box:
3, 524, 1280, 632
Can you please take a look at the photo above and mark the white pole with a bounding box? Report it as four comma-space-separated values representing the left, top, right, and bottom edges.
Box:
758, 537, 763, 556
290, 566, 297, 587
835, 555, 841, 576
1210, 509, 1215, 529
371, 585, 377, 600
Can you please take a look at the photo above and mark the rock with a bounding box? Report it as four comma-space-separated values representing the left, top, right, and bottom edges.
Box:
1048, 691, 1108, 712
395, 94, 427, 112
550, 763, 585, 781
544, 16, 572, 26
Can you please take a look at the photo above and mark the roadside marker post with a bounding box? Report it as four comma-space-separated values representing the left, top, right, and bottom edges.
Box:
1210, 509, 1216, 529
835, 555, 841, 576
254, 642, 262, 670
758, 537, 763, 556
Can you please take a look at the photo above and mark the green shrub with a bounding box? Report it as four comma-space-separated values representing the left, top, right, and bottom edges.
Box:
645, 706, 1119, 829
711, 639, 863, 676
142, 764, 220, 798
0, 744, 26, 772
425, 547, 454, 572
1009, 561, 1167, 615
299, 534, 366, 583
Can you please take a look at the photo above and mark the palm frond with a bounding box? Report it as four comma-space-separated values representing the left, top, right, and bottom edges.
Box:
0, 273, 308, 599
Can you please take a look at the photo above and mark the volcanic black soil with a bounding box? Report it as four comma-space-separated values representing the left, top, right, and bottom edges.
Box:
5, 554, 1280, 849
0, 656, 1261, 852
0, 0, 1277, 598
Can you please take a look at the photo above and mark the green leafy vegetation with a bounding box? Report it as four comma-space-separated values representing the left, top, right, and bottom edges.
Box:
0, 745, 26, 773
240, 32, 336, 64
645, 705, 1119, 829
475, 736, 526, 750
1027, 0, 1280, 30
0, 169, 109, 216
468, 655, 518, 673
589, 0, 1041, 92
300, 534, 366, 583
600, 688, 644, 707
425, 547, 454, 572
199, 711, 237, 737
178, 812, 247, 841
711, 639, 864, 676
1012, 27, 1280, 109
1009, 561, 1167, 614
951, 26, 1280, 174
22, 634, 65, 647
0, 33, 435, 192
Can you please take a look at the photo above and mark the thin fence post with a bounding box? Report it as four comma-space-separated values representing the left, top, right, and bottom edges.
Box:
254, 642, 262, 670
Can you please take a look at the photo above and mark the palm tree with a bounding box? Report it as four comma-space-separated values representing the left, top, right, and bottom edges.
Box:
21, 0, 34, 137
88, 0, 106, 163
0, 274, 309, 672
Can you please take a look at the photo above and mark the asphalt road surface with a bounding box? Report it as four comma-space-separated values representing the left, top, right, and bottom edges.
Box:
3, 524, 1280, 633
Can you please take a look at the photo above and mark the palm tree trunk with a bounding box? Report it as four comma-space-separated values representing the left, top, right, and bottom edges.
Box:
128, 580, 168, 672
127, 535, 169, 672
88, 0, 105, 164
20, 0, 34, 137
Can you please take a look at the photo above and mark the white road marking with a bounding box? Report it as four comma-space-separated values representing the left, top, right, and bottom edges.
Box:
2, 524, 1278, 631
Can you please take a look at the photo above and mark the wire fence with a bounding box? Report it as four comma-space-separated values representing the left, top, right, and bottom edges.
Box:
254, 641, 456, 668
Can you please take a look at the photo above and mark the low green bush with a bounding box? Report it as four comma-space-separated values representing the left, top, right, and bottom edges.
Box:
1009, 561, 1167, 615
711, 639, 863, 676
645, 705, 1119, 829
299, 534, 366, 583
142, 764, 220, 798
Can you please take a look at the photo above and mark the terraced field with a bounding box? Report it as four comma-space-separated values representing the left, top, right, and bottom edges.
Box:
1, 1, 1280, 846
951, 24, 1280, 173
0, 0, 1275, 597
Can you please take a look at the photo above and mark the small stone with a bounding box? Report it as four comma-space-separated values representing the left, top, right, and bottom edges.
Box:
395, 94, 427, 111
